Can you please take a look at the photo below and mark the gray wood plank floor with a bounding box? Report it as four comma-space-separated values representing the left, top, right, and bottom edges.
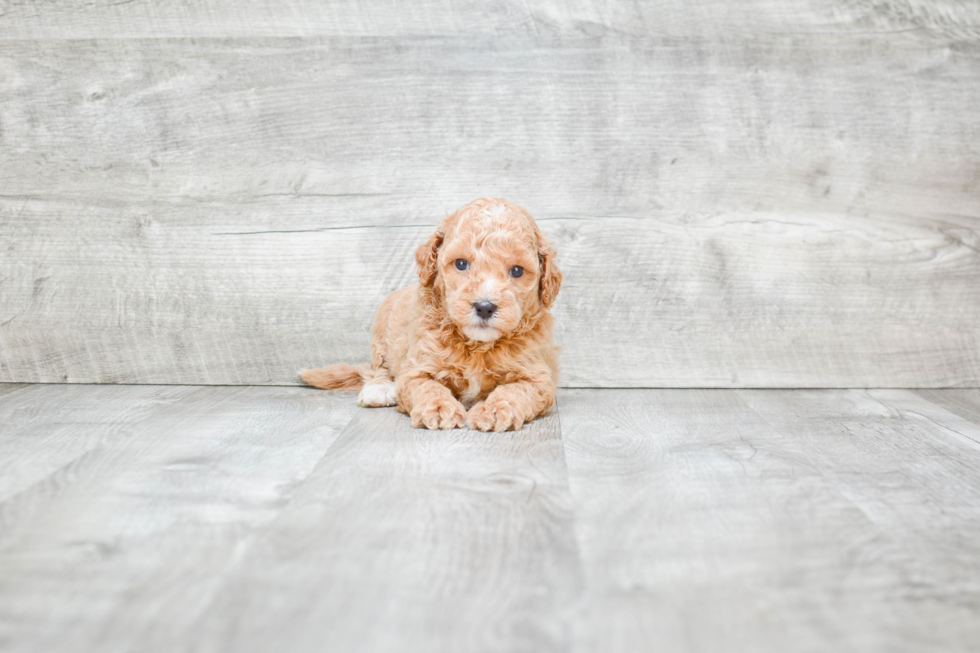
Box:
1, 384, 979, 652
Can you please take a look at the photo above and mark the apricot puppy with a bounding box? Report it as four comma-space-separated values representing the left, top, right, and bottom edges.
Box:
300, 197, 562, 431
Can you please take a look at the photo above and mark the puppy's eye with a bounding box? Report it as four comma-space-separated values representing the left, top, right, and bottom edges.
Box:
509, 265, 524, 278
455, 259, 469, 271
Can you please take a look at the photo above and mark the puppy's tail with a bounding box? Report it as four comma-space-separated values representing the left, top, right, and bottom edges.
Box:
299, 363, 371, 390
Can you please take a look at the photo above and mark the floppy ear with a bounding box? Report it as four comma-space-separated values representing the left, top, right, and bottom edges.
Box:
538, 239, 563, 307
415, 230, 444, 287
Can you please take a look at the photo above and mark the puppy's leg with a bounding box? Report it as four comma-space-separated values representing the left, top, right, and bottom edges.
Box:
358, 292, 400, 408
468, 366, 556, 432
397, 374, 467, 430
358, 330, 395, 408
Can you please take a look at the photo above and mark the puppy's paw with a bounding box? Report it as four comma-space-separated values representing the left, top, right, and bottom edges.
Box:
410, 396, 467, 430
358, 379, 398, 407
467, 400, 525, 432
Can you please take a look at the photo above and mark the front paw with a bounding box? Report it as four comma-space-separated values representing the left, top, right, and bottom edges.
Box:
467, 400, 524, 432
410, 396, 467, 430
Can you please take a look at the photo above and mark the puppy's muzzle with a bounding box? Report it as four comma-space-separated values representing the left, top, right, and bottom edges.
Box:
472, 301, 498, 321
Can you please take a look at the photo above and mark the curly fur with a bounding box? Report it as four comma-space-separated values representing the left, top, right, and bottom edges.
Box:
300, 197, 562, 431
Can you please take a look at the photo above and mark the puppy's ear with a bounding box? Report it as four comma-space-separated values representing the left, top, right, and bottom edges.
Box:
538, 239, 563, 307
415, 230, 444, 287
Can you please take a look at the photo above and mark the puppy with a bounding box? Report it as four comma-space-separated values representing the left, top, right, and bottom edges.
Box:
300, 197, 562, 431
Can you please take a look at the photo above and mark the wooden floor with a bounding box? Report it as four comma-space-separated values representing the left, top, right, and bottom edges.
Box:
1, 384, 979, 652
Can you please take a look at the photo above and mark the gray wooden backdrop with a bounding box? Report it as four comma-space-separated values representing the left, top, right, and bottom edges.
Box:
1, 0, 978, 387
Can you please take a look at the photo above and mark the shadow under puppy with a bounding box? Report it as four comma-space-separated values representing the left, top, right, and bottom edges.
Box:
301, 197, 562, 431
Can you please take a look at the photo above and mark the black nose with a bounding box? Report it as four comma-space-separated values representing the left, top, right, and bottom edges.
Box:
473, 301, 498, 321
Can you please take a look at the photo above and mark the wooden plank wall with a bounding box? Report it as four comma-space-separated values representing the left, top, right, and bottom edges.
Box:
1, 1, 978, 387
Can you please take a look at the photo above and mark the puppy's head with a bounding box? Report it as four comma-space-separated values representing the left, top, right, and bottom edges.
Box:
416, 198, 562, 343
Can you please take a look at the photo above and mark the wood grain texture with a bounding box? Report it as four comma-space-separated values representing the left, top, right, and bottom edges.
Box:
4, 385, 980, 651
0, 383, 28, 398
1, 4, 979, 387
553, 212, 980, 387
0, 385, 358, 653
192, 405, 580, 653
4, 201, 977, 386
869, 388, 980, 449
914, 389, 980, 427
560, 388, 980, 652
0, 384, 196, 502
1, 0, 979, 39
2, 35, 977, 213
